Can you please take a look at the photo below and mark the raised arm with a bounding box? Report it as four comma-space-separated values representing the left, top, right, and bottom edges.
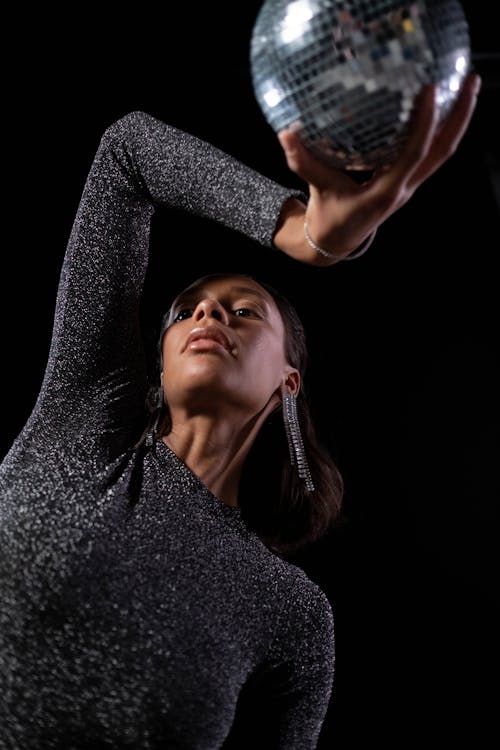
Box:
6, 111, 305, 462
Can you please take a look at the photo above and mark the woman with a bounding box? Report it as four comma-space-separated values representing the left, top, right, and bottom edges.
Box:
0, 75, 480, 749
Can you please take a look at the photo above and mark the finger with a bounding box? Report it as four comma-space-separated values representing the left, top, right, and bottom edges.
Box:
277, 129, 351, 192
376, 84, 440, 192
408, 72, 482, 186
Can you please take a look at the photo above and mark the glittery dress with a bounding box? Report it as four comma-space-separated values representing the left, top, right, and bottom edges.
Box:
0, 112, 335, 749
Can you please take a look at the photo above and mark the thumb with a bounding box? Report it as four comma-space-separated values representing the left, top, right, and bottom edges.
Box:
277, 128, 339, 189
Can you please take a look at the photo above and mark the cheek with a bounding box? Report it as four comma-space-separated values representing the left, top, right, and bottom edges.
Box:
247, 336, 286, 380
160, 346, 180, 385
161, 328, 182, 365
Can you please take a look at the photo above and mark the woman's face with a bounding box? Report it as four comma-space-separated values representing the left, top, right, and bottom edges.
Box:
161, 276, 298, 418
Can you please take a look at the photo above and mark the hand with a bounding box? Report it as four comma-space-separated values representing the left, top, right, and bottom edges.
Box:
276, 72, 482, 266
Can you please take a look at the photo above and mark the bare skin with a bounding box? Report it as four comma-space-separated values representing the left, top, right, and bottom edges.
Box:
160, 276, 300, 507
159, 74, 482, 506
273, 73, 482, 265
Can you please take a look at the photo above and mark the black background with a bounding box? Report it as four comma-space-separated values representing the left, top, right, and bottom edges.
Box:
2, 2, 499, 747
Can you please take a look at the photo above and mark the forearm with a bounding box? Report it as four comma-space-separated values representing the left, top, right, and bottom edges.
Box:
108, 111, 306, 248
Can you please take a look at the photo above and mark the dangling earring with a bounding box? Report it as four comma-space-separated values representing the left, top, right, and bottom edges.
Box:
282, 392, 315, 492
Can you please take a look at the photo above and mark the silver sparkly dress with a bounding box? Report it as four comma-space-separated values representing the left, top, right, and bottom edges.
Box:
0, 112, 335, 749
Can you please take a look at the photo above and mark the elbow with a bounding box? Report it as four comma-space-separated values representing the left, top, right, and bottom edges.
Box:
99, 110, 155, 148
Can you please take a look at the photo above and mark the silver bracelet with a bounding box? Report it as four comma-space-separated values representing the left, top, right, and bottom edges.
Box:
304, 221, 376, 261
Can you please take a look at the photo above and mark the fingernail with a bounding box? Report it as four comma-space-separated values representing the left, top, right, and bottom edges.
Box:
278, 132, 291, 152
278, 132, 297, 155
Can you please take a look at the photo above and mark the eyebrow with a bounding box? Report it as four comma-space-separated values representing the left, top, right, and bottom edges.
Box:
229, 286, 272, 304
174, 286, 272, 307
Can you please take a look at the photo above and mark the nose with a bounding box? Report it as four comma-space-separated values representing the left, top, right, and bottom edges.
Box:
193, 298, 229, 324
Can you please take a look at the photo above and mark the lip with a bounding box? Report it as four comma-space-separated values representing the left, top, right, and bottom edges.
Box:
183, 326, 233, 354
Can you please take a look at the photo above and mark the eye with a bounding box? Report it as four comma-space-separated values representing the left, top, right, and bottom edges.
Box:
233, 308, 260, 318
172, 309, 194, 322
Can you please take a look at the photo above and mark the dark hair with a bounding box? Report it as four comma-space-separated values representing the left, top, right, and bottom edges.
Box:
136, 273, 344, 558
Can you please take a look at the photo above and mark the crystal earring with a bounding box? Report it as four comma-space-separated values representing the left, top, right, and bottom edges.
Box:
282, 392, 315, 492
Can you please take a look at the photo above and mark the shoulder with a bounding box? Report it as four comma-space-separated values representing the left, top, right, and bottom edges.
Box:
285, 565, 334, 639
260, 563, 335, 691
262, 551, 335, 650
248, 536, 334, 622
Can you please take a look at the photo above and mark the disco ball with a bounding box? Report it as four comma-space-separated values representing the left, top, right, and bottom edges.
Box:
250, 0, 471, 170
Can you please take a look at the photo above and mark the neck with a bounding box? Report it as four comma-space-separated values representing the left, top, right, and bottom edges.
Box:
161, 411, 269, 507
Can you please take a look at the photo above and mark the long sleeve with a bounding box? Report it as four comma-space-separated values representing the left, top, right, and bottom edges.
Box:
0, 113, 334, 750
3, 111, 304, 465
